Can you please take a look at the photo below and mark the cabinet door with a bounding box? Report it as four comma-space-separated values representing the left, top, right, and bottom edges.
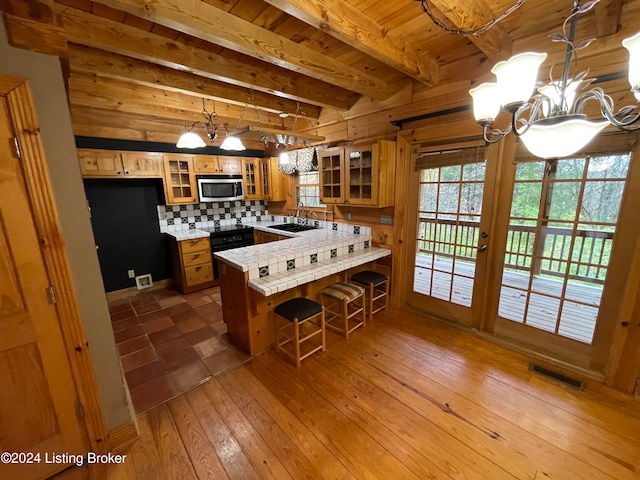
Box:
319, 147, 344, 204
345, 145, 377, 206
78, 149, 124, 177
242, 158, 262, 199
121, 152, 163, 177
193, 155, 220, 173
261, 157, 287, 201
219, 156, 242, 174
163, 154, 198, 204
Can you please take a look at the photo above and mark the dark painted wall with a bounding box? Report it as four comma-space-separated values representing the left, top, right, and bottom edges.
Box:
84, 178, 171, 292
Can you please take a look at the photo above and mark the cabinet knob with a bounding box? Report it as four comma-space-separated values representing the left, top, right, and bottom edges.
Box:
193, 253, 200, 258
195, 266, 202, 271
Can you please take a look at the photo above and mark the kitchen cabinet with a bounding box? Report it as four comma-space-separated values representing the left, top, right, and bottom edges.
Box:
242, 158, 262, 200
78, 149, 163, 178
319, 140, 396, 207
193, 155, 242, 174
168, 236, 215, 293
260, 157, 286, 201
163, 154, 198, 204
254, 229, 289, 244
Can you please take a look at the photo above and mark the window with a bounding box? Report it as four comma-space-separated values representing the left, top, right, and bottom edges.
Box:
296, 171, 324, 207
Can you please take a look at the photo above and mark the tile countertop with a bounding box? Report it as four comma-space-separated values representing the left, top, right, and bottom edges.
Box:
220, 220, 389, 297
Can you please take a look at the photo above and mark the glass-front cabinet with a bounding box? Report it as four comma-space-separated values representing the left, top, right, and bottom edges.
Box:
242, 158, 262, 200
163, 154, 198, 204
319, 140, 395, 207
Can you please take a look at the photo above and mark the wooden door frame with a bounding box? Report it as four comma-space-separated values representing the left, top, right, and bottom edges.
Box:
1, 75, 110, 452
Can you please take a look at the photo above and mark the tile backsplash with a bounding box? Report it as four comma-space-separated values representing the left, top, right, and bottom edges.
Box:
157, 200, 267, 233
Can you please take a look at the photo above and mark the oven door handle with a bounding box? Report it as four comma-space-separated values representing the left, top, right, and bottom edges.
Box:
235, 182, 243, 198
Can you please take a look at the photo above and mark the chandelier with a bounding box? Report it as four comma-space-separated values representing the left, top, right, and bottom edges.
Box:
469, 0, 640, 159
176, 98, 245, 150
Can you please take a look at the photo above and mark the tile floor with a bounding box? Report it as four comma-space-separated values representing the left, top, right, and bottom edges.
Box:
107, 286, 250, 412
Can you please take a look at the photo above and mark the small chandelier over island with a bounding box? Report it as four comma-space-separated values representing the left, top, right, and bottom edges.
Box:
469, 0, 640, 159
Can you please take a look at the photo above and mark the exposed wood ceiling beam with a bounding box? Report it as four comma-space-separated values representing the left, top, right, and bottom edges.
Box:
68, 73, 294, 129
262, 0, 440, 86
1, 0, 68, 56
57, 4, 359, 111
595, 0, 623, 37
90, 0, 392, 100
426, 0, 512, 61
68, 44, 322, 119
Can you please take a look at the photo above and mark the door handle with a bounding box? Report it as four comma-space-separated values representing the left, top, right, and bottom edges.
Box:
478, 244, 487, 252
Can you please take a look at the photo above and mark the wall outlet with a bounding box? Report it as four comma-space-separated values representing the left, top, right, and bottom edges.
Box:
380, 215, 393, 225
127, 269, 135, 278
163, 212, 174, 220
345, 212, 352, 220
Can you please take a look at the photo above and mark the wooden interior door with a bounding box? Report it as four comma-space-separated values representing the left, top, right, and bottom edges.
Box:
0, 91, 89, 478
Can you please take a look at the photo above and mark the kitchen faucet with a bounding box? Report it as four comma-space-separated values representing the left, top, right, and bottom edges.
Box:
295, 201, 304, 218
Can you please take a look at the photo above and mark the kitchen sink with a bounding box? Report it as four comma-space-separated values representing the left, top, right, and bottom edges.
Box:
269, 223, 318, 233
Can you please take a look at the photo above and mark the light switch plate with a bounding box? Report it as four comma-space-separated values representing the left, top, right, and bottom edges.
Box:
345, 212, 352, 220
380, 215, 393, 225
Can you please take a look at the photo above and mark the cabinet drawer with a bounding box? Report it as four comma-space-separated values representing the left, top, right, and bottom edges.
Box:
182, 249, 212, 267
180, 237, 210, 254
184, 263, 213, 286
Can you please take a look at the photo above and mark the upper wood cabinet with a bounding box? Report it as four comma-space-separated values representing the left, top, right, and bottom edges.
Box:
218, 156, 242, 174
319, 140, 396, 207
193, 155, 242, 174
242, 158, 262, 200
260, 157, 286, 202
121, 152, 163, 177
163, 154, 198, 204
78, 149, 162, 178
193, 155, 220, 174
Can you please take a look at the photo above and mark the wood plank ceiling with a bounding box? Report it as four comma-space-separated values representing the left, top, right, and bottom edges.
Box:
2, 0, 637, 149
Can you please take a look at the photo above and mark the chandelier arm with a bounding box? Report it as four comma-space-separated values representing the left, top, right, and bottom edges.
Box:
482, 123, 513, 144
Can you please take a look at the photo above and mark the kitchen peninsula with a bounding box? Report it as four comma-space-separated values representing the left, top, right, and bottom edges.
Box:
214, 219, 391, 355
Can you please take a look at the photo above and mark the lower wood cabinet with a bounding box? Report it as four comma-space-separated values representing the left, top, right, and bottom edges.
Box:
254, 230, 289, 244
168, 236, 215, 293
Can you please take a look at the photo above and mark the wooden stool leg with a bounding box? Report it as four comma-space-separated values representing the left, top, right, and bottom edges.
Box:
342, 298, 349, 339
293, 319, 301, 368
321, 308, 326, 352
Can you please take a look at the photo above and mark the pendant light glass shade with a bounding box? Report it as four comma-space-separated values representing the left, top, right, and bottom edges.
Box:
623, 31, 640, 90
469, 83, 501, 124
491, 52, 547, 109
538, 80, 582, 117
176, 131, 206, 149
220, 135, 246, 151
520, 116, 609, 159
279, 151, 290, 165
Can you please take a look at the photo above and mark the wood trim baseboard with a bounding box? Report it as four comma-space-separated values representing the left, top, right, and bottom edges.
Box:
108, 422, 139, 452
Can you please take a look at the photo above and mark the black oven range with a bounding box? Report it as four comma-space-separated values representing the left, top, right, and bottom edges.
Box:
200, 224, 255, 279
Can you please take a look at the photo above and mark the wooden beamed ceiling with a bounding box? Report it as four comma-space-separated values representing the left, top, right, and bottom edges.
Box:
2, 0, 639, 148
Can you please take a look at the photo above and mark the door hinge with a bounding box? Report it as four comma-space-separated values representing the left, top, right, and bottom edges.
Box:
12, 137, 21, 159
47, 285, 57, 304
76, 402, 85, 420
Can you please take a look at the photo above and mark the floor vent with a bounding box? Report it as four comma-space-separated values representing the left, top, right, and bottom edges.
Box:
529, 364, 585, 390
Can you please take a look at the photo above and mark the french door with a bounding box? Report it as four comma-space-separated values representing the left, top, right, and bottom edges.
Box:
405, 135, 639, 370
405, 142, 498, 327
489, 147, 638, 367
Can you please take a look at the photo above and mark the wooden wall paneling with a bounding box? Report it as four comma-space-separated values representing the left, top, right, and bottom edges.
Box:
390, 134, 411, 309
347, 110, 398, 141
596, 0, 623, 37
2, 77, 110, 452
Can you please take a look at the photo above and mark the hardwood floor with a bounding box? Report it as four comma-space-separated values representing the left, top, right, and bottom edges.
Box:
54, 308, 640, 480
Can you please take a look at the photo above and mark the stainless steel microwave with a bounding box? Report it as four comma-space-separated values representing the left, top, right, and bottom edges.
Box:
197, 175, 245, 202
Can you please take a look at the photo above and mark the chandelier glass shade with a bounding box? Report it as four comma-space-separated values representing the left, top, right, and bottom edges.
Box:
176, 98, 246, 151
469, 1, 640, 159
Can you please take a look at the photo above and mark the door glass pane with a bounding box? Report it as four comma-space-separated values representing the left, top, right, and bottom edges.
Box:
414, 161, 485, 307
498, 153, 631, 344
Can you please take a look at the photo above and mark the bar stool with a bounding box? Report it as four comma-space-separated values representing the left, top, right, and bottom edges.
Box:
350, 270, 389, 323
274, 297, 325, 368
321, 282, 365, 339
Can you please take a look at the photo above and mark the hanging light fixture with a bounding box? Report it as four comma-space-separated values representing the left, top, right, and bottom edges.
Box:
469, 0, 640, 159
176, 98, 236, 149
